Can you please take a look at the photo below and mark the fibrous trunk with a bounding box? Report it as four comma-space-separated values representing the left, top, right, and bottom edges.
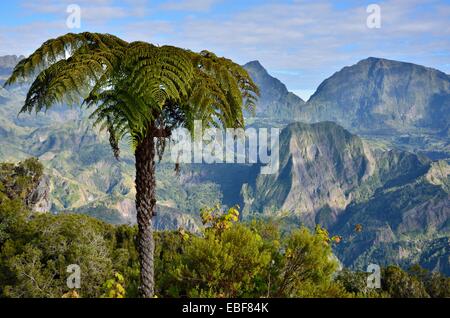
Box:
135, 132, 156, 298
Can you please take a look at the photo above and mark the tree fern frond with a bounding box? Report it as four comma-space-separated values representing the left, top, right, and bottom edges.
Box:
7, 32, 258, 158
5, 32, 127, 86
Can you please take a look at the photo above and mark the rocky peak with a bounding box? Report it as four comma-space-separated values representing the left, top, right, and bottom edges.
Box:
243, 60, 305, 119
243, 121, 371, 226
303, 57, 450, 133
0, 55, 25, 87
0, 55, 24, 69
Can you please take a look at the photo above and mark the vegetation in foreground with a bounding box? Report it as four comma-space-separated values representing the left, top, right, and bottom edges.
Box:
1, 159, 449, 298
5, 32, 259, 297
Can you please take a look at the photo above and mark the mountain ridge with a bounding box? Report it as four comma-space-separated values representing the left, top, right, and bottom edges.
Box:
302, 56, 450, 135
244, 57, 450, 158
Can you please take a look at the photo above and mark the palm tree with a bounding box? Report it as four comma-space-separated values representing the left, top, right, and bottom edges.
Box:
4, 32, 259, 297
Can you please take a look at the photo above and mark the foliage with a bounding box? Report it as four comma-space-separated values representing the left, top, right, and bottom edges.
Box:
0, 158, 43, 204
381, 265, 430, 298
336, 265, 450, 298
1, 212, 116, 297
408, 264, 450, 298
101, 272, 126, 298
112, 225, 140, 297
155, 207, 342, 298
5, 32, 259, 297
0, 165, 135, 297
335, 269, 371, 294
5, 32, 259, 157
62, 290, 80, 298
173, 224, 270, 297
200, 205, 240, 233
270, 226, 339, 297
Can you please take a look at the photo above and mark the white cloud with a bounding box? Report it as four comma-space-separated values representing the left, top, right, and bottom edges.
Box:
2, 0, 449, 92
151, 0, 450, 91
20, 0, 148, 23
160, 0, 221, 12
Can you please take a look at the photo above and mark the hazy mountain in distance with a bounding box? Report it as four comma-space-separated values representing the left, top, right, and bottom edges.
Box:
243, 60, 305, 120
301, 57, 450, 135
0, 55, 24, 70
0, 55, 24, 80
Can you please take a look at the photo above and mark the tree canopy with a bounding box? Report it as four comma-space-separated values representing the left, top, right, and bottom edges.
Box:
5, 32, 259, 158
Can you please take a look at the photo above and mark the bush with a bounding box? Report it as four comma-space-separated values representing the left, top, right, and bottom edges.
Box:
1, 213, 116, 297
382, 265, 430, 298
155, 206, 342, 298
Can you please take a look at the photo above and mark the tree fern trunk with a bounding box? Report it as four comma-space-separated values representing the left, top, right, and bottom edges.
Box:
135, 132, 156, 298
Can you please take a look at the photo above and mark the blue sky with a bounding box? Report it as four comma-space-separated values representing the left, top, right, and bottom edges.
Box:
1, 0, 449, 100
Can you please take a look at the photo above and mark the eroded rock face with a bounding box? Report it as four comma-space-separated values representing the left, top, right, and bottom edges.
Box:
244, 121, 448, 228
153, 205, 200, 233
241, 121, 449, 273
28, 175, 52, 213
115, 199, 136, 222
243, 121, 371, 226
301, 57, 450, 134
397, 196, 450, 234
426, 161, 450, 192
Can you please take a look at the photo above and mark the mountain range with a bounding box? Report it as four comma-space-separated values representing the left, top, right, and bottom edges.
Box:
244, 57, 450, 159
241, 121, 449, 272
303, 57, 450, 133
0, 55, 449, 274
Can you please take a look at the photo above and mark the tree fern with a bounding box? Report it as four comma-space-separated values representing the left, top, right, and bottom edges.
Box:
4, 32, 259, 297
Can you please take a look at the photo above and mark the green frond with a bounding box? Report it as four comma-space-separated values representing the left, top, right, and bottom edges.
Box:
6, 32, 259, 159
5, 32, 127, 86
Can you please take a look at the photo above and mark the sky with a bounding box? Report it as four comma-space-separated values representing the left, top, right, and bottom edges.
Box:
0, 0, 449, 101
